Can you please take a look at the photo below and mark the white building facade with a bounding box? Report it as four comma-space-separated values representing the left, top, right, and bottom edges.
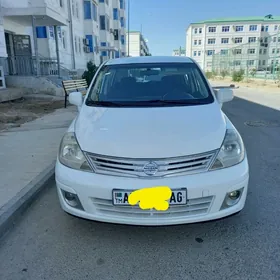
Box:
126, 31, 150, 57
186, 15, 280, 71
0, 0, 126, 77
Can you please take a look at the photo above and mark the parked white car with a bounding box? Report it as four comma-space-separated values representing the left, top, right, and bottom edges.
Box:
55, 56, 249, 226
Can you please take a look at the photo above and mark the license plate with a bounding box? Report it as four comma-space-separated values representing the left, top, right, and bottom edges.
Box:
112, 188, 187, 206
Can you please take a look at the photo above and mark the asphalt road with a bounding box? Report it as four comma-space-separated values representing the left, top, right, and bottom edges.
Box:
1, 94, 280, 280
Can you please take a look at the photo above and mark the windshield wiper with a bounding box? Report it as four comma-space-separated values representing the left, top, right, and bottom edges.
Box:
85, 100, 125, 107
145, 99, 205, 105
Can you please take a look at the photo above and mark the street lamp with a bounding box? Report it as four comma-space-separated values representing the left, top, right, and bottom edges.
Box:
127, 0, 130, 57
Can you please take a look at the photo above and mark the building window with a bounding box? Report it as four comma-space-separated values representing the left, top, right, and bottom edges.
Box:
99, 0, 104, 2
92, 3, 97, 21
62, 31, 66, 49
249, 25, 257, 31
208, 38, 216, 44
233, 49, 242, 55
198, 39, 202, 45
36, 27, 47, 38
101, 42, 107, 46
275, 25, 278, 31
222, 26, 230, 32
233, 60, 241, 66
264, 37, 268, 43
278, 37, 280, 43
101, 51, 107, 56
208, 27, 216, 33
221, 49, 228, 55
259, 49, 262, 54
194, 51, 197, 56
194, 40, 197, 45
272, 49, 276, 54
248, 37, 256, 43
78, 37, 81, 53
71, 0, 75, 16
199, 28, 202, 33
76, 1, 79, 19
113, 8, 118, 20
120, 17, 124, 27
60, 0, 63, 7
235, 26, 244, 32
234, 37, 243, 44
221, 38, 229, 44
198, 51, 201, 56
247, 60, 254, 66
115, 51, 120, 58
84, 1, 91, 19
74, 36, 77, 53
120, 0, 124, 9
263, 49, 267, 54
106, 17, 109, 31
261, 26, 269, 32
273, 37, 276, 42
248, 49, 255, 54
194, 28, 198, 34
207, 50, 215, 56
262, 60, 266, 65
85, 35, 93, 52
100, 15, 106, 30
277, 49, 280, 54
121, 35, 125, 45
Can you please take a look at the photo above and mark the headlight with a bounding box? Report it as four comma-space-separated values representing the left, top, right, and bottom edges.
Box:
59, 132, 92, 172
210, 129, 245, 170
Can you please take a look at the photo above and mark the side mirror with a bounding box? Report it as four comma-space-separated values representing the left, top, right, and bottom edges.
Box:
69, 92, 83, 110
215, 88, 234, 104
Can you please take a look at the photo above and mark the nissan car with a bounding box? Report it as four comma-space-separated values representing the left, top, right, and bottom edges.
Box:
55, 56, 249, 226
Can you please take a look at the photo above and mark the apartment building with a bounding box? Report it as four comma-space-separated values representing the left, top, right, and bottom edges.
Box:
172, 48, 186, 56
186, 15, 280, 71
126, 31, 150, 57
0, 0, 126, 77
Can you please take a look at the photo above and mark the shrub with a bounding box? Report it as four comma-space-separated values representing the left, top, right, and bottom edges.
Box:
232, 69, 245, 82
250, 68, 257, 78
220, 70, 229, 79
205, 71, 214, 79
82, 60, 98, 86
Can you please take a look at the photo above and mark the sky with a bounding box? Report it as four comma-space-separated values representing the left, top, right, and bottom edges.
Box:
128, 0, 280, 56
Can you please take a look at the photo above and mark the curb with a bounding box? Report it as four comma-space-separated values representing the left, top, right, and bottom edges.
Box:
0, 161, 56, 239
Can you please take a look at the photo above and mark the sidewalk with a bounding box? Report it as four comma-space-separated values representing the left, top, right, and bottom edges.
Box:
0, 106, 77, 222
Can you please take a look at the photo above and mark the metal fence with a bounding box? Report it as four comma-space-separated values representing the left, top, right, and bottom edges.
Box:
211, 31, 280, 80
1, 55, 75, 78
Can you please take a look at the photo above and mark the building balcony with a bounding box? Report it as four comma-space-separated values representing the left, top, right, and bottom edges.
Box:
2, 0, 68, 26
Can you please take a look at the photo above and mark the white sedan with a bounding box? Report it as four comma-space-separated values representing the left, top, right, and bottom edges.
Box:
55, 56, 249, 226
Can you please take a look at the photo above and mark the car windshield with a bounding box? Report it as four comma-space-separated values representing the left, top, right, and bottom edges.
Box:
86, 62, 214, 107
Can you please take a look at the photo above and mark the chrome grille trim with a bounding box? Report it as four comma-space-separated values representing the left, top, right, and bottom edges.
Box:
85, 150, 218, 178
91, 196, 214, 218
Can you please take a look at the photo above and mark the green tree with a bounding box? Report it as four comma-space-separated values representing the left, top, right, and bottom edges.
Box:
82, 61, 98, 86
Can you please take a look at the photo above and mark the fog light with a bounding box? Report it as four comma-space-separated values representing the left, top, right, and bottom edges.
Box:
62, 190, 84, 210
229, 190, 241, 200
221, 188, 244, 210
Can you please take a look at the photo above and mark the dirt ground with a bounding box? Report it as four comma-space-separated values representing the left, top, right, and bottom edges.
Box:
0, 98, 65, 131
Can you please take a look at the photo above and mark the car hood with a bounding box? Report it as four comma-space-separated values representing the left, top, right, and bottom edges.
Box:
74, 103, 226, 158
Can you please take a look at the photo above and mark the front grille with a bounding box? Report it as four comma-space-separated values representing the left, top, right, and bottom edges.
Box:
85, 150, 217, 178
92, 196, 214, 219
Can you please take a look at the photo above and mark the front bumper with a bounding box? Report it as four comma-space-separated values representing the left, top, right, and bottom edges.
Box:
55, 158, 249, 226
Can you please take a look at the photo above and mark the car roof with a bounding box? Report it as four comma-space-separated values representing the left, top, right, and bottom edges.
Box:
105, 56, 194, 66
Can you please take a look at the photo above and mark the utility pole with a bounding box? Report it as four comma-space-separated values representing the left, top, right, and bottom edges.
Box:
127, 0, 130, 57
